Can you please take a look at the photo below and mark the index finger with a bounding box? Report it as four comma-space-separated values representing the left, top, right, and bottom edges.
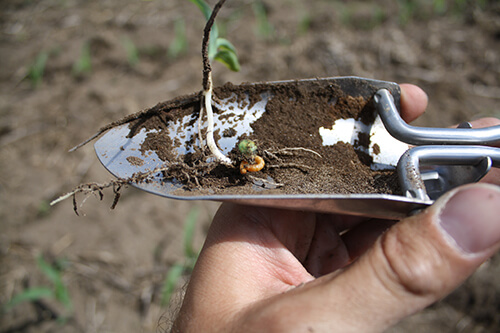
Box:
399, 83, 428, 123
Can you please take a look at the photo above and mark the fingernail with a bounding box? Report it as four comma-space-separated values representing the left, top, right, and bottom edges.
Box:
438, 184, 500, 254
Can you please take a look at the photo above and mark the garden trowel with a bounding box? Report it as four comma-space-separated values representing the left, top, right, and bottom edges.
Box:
94, 77, 500, 219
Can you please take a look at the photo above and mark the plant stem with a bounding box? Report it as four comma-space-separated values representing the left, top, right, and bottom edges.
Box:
200, 0, 232, 165
202, 0, 227, 91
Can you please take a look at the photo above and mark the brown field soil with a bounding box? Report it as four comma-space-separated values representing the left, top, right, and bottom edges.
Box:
1, 1, 499, 332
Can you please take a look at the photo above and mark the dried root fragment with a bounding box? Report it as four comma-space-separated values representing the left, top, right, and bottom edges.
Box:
50, 164, 172, 215
267, 147, 322, 158
51, 181, 125, 216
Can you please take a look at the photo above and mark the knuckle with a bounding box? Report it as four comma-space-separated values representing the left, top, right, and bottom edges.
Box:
378, 222, 449, 297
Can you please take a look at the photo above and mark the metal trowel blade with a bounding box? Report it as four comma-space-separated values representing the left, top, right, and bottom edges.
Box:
94, 76, 430, 219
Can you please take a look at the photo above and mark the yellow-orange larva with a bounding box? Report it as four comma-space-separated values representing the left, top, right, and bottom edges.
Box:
240, 155, 265, 174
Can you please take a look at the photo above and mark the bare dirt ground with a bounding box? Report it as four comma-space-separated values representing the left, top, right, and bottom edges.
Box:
1, 0, 499, 332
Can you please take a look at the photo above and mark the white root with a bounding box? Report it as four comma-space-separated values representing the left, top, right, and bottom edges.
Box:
270, 147, 322, 158
203, 73, 232, 165
197, 97, 205, 149
50, 192, 74, 206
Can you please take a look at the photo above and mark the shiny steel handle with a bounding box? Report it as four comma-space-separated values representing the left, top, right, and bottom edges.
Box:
374, 88, 500, 201
374, 89, 500, 146
398, 146, 499, 200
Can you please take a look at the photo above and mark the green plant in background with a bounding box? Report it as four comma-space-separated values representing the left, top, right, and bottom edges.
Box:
27, 51, 49, 88
338, 2, 386, 30
160, 207, 200, 306
4, 255, 73, 320
72, 41, 92, 76
160, 263, 184, 307
297, 13, 312, 36
476, 0, 489, 9
188, 0, 240, 71
37, 199, 52, 218
396, 0, 488, 24
397, 0, 418, 25
431, 0, 469, 16
121, 36, 140, 67
252, 1, 274, 40
433, 0, 447, 14
168, 18, 188, 59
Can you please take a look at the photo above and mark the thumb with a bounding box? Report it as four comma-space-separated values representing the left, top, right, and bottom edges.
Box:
244, 184, 500, 332
329, 183, 500, 331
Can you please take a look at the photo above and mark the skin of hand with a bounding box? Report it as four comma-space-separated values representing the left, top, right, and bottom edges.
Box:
172, 84, 500, 332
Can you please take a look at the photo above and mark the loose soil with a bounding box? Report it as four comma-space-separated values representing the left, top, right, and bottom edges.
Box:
126, 79, 400, 196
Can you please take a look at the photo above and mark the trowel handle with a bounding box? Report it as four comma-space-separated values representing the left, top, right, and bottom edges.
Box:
374, 89, 500, 146
398, 146, 500, 201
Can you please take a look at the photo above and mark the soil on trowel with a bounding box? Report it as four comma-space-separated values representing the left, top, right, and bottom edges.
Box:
127, 79, 400, 196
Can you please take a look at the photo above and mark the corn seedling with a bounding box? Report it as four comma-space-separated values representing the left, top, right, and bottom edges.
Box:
51, 0, 260, 209
160, 207, 200, 306
297, 13, 312, 36
121, 36, 140, 67
168, 18, 188, 59
4, 255, 73, 318
433, 0, 447, 14
397, 0, 418, 25
61, 0, 240, 166
189, 0, 240, 72
27, 51, 49, 88
238, 139, 265, 174
196, 0, 235, 165
397, 0, 478, 24
160, 264, 184, 307
252, 1, 274, 39
72, 41, 92, 76
338, 2, 386, 30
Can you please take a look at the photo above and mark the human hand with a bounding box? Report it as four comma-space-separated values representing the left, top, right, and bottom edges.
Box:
172, 85, 500, 332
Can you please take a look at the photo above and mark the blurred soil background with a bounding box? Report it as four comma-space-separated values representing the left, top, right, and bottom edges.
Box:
1, 0, 499, 332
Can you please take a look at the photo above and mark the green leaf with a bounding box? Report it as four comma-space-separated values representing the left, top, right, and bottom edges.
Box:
72, 41, 92, 76
36, 255, 72, 310
433, 0, 446, 14
4, 256, 72, 313
188, 0, 219, 60
37, 255, 61, 285
54, 280, 72, 310
214, 49, 240, 72
37, 199, 51, 217
252, 1, 274, 39
4, 287, 54, 311
183, 207, 199, 259
238, 139, 257, 157
208, 32, 219, 60
298, 14, 312, 35
188, 0, 240, 71
28, 51, 49, 88
168, 18, 188, 59
188, 0, 212, 20
121, 36, 140, 67
215, 38, 237, 54
160, 264, 184, 306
